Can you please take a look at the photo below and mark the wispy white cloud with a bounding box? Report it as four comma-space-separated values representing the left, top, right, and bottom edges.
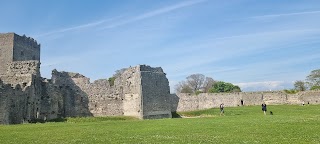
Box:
102, 0, 207, 29
35, 0, 206, 38
161, 28, 320, 75
249, 10, 320, 19
235, 81, 292, 92
35, 16, 123, 38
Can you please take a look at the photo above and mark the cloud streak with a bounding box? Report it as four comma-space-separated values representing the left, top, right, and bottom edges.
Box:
35, 0, 206, 38
249, 10, 320, 19
235, 81, 291, 92
35, 16, 124, 38
102, 0, 206, 29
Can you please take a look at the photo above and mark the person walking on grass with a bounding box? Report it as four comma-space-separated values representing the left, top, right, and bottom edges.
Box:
261, 102, 267, 115
220, 103, 224, 116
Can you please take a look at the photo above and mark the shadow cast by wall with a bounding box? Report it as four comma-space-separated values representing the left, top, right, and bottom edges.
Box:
170, 94, 181, 118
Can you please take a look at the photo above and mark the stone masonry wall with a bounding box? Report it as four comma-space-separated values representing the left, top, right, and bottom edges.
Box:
13, 33, 40, 61
173, 91, 320, 112
86, 79, 123, 116
0, 33, 14, 75
140, 65, 172, 119
0, 60, 41, 124
1, 61, 40, 86
42, 70, 92, 118
0, 81, 9, 124
0, 81, 40, 124
115, 66, 142, 118
41, 65, 172, 120
0, 33, 42, 124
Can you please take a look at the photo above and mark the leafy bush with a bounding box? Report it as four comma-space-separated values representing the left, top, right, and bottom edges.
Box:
208, 81, 241, 93
195, 90, 202, 95
283, 89, 299, 94
108, 77, 116, 86
310, 85, 320, 90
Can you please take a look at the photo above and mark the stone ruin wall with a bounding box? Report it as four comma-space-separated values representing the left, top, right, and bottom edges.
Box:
1, 61, 40, 85
39, 70, 93, 120
0, 62, 173, 124
12, 33, 40, 62
0, 61, 41, 124
173, 91, 320, 112
140, 65, 172, 119
0, 33, 14, 75
118, 66, 143, 118
86, 79, 123, 116
0, 33, 40, 75
38, 65, 172, 120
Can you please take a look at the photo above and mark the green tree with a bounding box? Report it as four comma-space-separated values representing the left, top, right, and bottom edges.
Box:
108, 77, 116, 86
310, 85, 320, 90
306, 69, 320, 88
232, 85, 242, 92
208, 81, 241, 93
294, 80, 307, 91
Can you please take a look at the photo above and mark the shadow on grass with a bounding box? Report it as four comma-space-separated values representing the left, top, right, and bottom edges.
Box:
29, 118, 67, 123
171, 112, 182, 118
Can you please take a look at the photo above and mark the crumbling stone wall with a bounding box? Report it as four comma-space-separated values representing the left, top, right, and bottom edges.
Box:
119, 66, 143, 118
0, 33, 14, 75
40, 65, 172, 120
140, 65, 172, 119
13, 34, 40, 61
0, 33, 41, 124
86, 79, 123, 116
0, 61, 40, 86
173, 91, 320, 112
41, 70, 92, 118
299, 91, 320, 104
0, 81, 9, 124
0, 33, 40, 75
0, 81, 40, 124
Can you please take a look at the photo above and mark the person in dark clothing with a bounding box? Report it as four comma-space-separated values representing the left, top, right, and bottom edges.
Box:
261, 103, 267, 115
241, 99, 244, 106
220, 103, 224, 116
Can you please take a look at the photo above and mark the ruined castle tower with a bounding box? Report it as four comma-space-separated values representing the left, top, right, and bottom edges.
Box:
0, 33, 41, 124
0, 33, 40, 76
1, 32, 172, 125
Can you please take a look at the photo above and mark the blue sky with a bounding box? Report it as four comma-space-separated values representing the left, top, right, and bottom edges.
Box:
1, 0, 320, 92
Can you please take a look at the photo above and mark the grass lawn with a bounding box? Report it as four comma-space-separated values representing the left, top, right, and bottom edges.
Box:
0, 105, 319, 143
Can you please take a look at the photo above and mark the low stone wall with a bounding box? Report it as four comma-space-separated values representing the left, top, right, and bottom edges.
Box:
173, 91, 320, 112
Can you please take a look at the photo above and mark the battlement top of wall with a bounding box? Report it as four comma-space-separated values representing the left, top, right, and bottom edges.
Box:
0, 32, 40, 48
52, 69, 87, 79
0, 32, 14, 36
138, 65, 164, 73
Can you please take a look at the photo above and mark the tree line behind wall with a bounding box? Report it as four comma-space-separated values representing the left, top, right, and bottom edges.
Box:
174, 74, 241, 94
293, 69, 320, 92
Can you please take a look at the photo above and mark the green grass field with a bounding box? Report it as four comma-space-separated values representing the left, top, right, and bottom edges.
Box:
0, 105, 319, 143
